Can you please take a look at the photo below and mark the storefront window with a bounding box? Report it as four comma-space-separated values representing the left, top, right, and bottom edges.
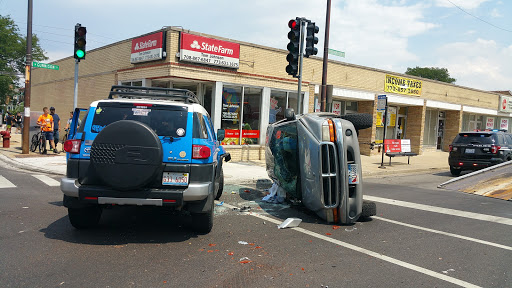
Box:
221, 86, 242, 145
121, 80, 142, 86
288, 92, 299, 114
221, 85, 262, 145
345, 101, 358, 114
203, 85, 213, 116
423, 109, 437, 146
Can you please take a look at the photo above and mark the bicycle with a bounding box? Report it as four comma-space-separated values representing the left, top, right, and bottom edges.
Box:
30, 126, 47, 154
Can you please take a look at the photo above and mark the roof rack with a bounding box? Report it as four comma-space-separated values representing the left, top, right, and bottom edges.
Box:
108, 85, 200, 104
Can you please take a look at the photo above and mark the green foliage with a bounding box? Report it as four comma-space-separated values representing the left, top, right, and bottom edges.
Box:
0, 15, 47, 105
405, 66, 456, 84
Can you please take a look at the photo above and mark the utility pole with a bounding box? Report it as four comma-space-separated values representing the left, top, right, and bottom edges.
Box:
22, 0, 33, 154
297, 20, 305, 113
320, 0, 331, 112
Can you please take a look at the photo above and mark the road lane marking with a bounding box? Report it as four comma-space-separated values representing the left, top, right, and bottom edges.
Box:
0, 175, 16, 188
220, 202, 481, 288
32, 175, 60, 187
373, 216, 512, 251
364, 195, 512, 226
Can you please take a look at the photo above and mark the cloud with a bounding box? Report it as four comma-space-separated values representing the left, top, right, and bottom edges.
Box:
435, 39, 512, 90
434, 0, 490, 10
490, 8, 503, 18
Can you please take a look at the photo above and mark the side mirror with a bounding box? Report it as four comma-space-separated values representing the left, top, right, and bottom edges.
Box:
217, 129, 225, 141
285, 108, 295, 121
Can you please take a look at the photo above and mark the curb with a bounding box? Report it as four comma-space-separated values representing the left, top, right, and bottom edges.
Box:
0, 154, 66, 177
438, 160, 512, 188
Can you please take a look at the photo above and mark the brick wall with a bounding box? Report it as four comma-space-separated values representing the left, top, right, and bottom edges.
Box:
357, 98, 377, 156
444, 109, 463, 151
406, 103, 426, 154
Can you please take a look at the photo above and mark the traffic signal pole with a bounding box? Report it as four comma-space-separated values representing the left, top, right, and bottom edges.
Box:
22, 0, 33, 154
297, 20, 305, 113
73, 59, 78, 109
320, 0, 331, 112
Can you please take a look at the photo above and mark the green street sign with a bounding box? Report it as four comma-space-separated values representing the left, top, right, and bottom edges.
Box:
328, 49, 345, 58
32, 62, 59, 70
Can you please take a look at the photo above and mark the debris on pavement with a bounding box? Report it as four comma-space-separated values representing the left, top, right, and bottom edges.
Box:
238, 241, 248, 245
277, 217, 302, 229
239, 257, 252, 264
261, 182, 286, 204
216, 201, 224, 206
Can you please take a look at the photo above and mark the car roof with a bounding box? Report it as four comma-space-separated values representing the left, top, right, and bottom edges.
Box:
89, 99, 209, 116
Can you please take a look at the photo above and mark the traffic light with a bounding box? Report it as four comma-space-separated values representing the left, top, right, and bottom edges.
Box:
305, 22, 319, 57
286, 19, 300, 77
74, 24, 87, 61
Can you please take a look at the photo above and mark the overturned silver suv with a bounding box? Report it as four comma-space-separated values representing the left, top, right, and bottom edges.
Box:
266, 109, 375, 224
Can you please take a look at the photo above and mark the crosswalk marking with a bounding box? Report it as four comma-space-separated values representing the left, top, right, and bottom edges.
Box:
32, 175, 60, 187
0, 175, 16, 188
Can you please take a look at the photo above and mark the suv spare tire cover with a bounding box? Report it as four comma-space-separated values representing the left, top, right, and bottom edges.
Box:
91, 120, 163, 190
340, 113, 373, 131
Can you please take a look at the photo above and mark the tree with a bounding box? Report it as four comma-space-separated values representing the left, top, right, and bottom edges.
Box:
405, 66, 456, 84
0, 15, 47, 106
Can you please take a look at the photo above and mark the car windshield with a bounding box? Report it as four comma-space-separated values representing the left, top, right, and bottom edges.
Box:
454, 133, 495, 144
91, 103, 188, 137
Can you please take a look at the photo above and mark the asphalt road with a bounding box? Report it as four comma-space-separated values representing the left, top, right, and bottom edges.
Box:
0, 165, 510, 288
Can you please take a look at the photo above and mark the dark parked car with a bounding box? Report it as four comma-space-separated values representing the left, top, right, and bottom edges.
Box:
448, 130, 512, 176
265, 109, 375, 224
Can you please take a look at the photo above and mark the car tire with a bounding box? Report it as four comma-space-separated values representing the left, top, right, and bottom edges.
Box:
90, 120, 163, 191
361, 200, 376, 218
340, 113, 373, 131
450, 166, 462, 176
214, 168, 224, 200
191, 199, 214, 234
68, 206, 102, 229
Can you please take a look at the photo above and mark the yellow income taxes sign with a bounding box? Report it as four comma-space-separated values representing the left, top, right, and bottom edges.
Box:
384, 74, 422, 96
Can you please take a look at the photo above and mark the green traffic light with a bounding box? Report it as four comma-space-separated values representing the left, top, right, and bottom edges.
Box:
76, 50, 85, 58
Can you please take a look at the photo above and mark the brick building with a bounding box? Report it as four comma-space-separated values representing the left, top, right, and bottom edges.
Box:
30, 27, 511, 160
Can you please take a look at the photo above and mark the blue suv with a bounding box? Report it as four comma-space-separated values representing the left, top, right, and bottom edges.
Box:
61, 86, 230, 233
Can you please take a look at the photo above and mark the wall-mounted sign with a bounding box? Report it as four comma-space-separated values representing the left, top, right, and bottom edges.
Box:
332, 101, 342, 115
180, 32, 240, 69
486, 117, 495, 130
384, 74, 422, 96
499, 95, 512, 113
130, 31, 165, 64
501, 118, 509, 130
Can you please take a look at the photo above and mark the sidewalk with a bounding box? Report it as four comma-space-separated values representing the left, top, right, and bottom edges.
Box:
0, 132, 449, 181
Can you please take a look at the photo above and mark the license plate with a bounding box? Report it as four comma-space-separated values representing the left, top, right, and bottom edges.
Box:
465, 148, 475, 154
162, 172, 189, 186
348, 164, 359, 184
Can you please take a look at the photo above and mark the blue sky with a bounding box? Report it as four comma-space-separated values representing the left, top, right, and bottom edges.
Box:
2, 0, 511, 91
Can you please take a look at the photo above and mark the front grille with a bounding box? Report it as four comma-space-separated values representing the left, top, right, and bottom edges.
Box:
320, 142, 338, 208
91, 143, 125, 164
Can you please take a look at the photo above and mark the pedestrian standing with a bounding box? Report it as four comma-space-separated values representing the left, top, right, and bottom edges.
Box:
15, 112, 22, 134
49, 107, 61, 152
5, 113, 13, 133
37, 107, 58, 154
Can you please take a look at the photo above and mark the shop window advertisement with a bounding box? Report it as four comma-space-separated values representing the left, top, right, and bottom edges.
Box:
221, 87, 241, 145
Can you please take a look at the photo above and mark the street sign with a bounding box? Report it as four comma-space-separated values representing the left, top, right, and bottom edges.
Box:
377, 95, 387, 110
32, 62, 59, 70
328, 48, 345, 58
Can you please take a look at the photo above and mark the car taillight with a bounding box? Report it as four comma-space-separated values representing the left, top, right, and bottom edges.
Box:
449, 145, 453, 152
63, 139, 81, 154
491, 145, 500, 154
192, 145, 211, 159
322, 119, 336, 142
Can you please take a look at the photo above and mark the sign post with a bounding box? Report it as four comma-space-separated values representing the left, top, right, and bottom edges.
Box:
377, 95, 388, 168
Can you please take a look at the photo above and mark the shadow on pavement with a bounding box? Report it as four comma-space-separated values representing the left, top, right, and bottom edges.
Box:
40, 206, 198, 245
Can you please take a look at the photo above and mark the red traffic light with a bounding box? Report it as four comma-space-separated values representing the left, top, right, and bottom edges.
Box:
288, 19, 298, 29
77, 27, 87, 37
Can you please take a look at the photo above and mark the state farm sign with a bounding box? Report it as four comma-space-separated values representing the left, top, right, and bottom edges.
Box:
131, 32, 165, 64
180, 32, 240, 69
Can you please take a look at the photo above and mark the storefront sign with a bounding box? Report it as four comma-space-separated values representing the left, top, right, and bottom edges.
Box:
180, 33, 240, 69
332, 101, 342, 115
130, 32, 165, 64
384, 139, 401, 153
501, 118, 509, 130
384, 74, 422, 96
499, 95, 512, 113
486, 117, 495, 130
387, 107, 397, 127
377, 95, 386, 111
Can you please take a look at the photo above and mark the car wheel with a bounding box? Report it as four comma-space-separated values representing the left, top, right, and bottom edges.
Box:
90, 120, 163, 190
361, 200, 376, 218
450, 166, 462, 176
214, 168, 224, 200
191, 199, 214, 234
68, 206, 102, 229
340, 113, 373, 131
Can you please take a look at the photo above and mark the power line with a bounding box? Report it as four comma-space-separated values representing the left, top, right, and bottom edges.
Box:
14, 20, 120, 40
446, 0, 512, 33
